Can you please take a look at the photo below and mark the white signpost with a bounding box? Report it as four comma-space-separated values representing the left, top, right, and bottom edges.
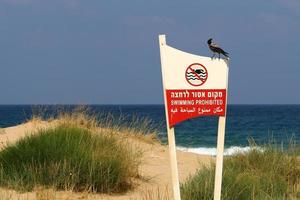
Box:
158, 35, 229, 200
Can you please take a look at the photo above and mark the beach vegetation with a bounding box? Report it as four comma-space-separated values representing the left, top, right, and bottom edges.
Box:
181, 142, 300, 200
0, 108, 159, 193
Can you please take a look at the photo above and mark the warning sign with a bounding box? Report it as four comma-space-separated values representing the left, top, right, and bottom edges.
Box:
159, 35, 229, 200
166, 89, 226, 127
185, 63, 208, 86
159, 38, 229, 127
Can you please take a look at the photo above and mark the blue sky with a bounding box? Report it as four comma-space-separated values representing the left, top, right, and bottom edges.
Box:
0, 0, 299, 104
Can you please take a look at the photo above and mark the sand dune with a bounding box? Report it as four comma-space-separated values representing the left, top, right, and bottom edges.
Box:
0, 121, 213, 200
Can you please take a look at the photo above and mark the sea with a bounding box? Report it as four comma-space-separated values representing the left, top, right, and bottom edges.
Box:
0, 105, 299, 156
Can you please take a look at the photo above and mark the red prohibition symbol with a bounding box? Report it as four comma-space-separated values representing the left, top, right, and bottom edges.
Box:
185, 63, 208, 86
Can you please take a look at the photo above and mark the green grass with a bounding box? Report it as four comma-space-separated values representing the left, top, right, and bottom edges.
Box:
0, 125, 141, 193
181, 145, 300, 200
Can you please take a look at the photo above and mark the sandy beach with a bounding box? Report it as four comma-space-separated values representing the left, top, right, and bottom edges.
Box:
0, 121, 213, 200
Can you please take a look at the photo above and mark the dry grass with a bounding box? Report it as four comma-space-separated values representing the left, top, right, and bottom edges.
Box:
0, 187, 99, 200
27, 105, 159, 145
133, 186, 172, 200
0, 106, 162, 198
0, 183, 174, 200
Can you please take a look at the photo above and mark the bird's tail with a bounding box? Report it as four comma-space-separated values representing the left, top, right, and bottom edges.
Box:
222, 51, 229, 58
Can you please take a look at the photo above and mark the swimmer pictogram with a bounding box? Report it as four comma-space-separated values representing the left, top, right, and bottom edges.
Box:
185, 63, 208, 86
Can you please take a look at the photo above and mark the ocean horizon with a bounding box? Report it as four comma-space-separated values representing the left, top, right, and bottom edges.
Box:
1, 104, 299, 156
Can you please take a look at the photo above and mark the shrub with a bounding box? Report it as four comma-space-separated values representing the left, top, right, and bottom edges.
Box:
0, 125, 141, 193
181, 146, 300, 200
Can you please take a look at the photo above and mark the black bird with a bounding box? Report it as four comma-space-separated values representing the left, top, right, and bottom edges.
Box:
207, 38, 229, 59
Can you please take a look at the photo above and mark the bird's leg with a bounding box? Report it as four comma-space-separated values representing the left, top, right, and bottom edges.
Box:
211, 53, 215, 59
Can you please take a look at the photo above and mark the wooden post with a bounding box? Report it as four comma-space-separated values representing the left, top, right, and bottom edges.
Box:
214, 61, 229, 200
213, 116, 226, 200
159, 35, 181, 200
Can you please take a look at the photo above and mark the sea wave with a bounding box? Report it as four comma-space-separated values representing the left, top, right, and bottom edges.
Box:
187, 77, 200, 80
177, 146, 263, 156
